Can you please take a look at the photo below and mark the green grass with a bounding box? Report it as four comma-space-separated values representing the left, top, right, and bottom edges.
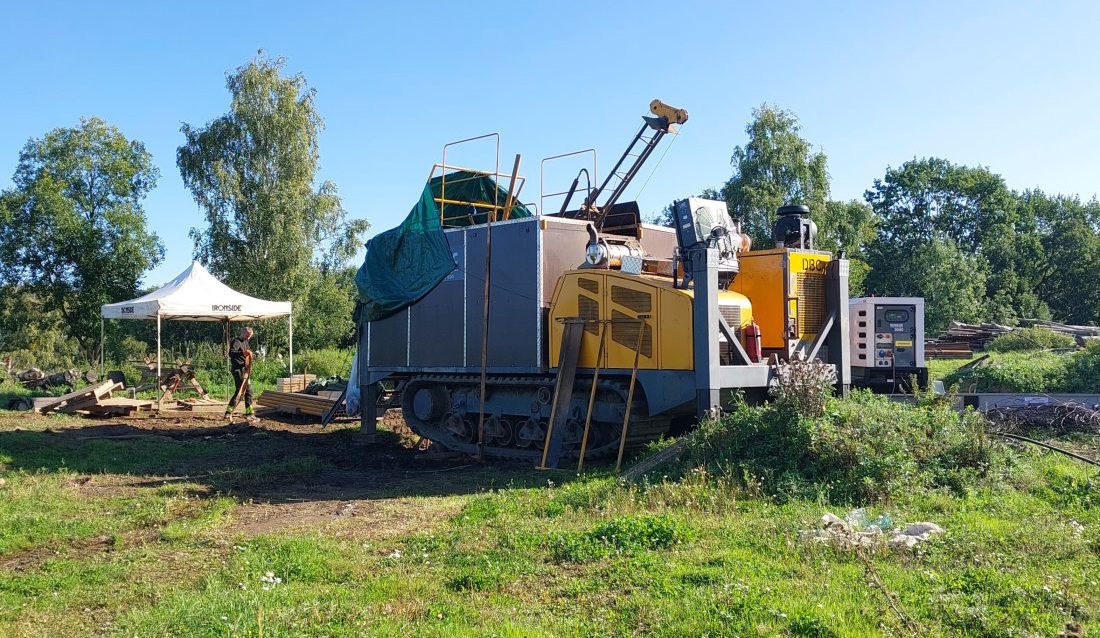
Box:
932, 340, 1100, 393
0, 406, 1096, 637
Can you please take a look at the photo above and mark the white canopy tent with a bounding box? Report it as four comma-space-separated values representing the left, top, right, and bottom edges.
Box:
100, 261, 293, 382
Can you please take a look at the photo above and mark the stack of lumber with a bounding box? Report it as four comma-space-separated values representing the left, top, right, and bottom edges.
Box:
276, 374, 317, 393
35, 380, 152, 416
1023, 319, 1100, 338
926, 321, 1011, 357
926, 319, 1100, 358
175, 398, 226, 412
83, 397, 155, 417
256, 390, 343, 418
925, 342, 974, 359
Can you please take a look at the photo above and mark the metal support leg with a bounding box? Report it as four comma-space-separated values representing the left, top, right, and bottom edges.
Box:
826, 259, 851, 396
361, 383, 379, 440
690, 247, 721, 416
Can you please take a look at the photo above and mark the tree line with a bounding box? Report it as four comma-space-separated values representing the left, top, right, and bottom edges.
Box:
667, 104, 1100, 334
2, 56, 1098, 369
0, 54, 369, 367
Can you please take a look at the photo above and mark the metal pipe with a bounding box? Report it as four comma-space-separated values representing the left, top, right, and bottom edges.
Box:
477, 154, 521, 458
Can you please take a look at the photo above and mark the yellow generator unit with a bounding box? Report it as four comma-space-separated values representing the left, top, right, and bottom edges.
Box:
734, 248, 832, 354
549, 270, 753, 371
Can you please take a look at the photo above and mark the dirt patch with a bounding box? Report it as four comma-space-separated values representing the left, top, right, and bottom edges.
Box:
0, 527, 159, 573
0, 408, 545, 571
226, 496, 462, 539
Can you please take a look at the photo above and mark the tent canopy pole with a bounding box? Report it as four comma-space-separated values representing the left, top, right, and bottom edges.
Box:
289, 312, 294, 376
156, 312, 161, 380
99, 317, 105, 379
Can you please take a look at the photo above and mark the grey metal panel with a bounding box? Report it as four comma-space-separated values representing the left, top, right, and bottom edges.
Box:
971, 394, 1100, 410
538, 218, 590, 302
465, 220, 542, 368
409, 233, 466, 366
361, 366, 546, 375
717, 365, 774, 388
826, 259, 851, 386
367, 307, 410, 366
690, 247, 721, 414
638, 224, 678, 260
636, 370, 694, 416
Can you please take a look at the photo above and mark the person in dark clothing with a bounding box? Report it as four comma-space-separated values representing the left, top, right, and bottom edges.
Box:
226, 326, 255, 422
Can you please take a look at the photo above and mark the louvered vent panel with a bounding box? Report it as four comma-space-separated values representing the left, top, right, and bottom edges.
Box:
719, 306, 741, 336
611, 285, 652, 314
611, 310, 653, 358
578, 294, 600, 334
796, 273, 826, 338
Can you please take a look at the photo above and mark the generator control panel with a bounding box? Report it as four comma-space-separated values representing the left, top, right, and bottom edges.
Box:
850, 297, 925, 371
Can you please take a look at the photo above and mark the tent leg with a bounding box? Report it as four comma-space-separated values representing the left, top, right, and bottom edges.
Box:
289, 313, 294, 376
156, 313, 162, 409
225, 320, 231, 404
100, 317, 105, 379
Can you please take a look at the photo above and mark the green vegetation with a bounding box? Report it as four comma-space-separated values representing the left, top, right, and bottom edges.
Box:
944, 341, 1100, 393
0, 394, 1096, 636
660, 391, 1002, 504
988, 328, 1077, 352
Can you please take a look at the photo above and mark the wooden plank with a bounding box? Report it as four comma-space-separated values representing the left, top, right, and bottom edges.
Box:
37, 381, 117, 414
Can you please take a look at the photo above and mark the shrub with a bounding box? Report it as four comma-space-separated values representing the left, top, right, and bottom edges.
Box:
293, 348, 354, 379
1063, 339, 1100, 393
988, 327, 1075, 352
769, 355, 836, 417
549, 514, 692, 563
661, 391, 1008, 504
944, 351, 1069, 393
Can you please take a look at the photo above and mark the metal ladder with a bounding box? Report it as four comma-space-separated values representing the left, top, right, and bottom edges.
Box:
584, 100, 688, 229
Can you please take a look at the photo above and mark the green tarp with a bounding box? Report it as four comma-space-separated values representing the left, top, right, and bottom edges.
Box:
354, 172, 532, 324
429, 170, 532, 226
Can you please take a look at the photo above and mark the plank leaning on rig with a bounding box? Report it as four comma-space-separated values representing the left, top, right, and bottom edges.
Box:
225, 326, 255, 423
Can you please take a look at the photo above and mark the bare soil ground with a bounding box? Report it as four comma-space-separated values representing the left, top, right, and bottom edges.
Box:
0, 408, 544, 570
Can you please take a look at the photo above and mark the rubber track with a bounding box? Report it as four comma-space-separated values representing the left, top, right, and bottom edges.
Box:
400, 374, 671, 462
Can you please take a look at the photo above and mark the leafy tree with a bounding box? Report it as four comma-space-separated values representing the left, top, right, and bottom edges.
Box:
864, 237, 988, 334
864, 158, 1047, 326
177, 53, 369, 348
817, 199, 876, 295
723, 104, 829, 245
1019, 190, 1100, 325
0, 117, 164, 361
295, 266, 359, 350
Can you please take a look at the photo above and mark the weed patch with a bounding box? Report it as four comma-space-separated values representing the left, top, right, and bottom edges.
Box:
549, 514, 693, 563
657, 391, 1009, 503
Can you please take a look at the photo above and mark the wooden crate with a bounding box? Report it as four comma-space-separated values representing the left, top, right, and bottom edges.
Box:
275, 374, 317, 393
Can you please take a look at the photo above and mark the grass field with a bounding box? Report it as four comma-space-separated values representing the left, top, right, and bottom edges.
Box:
0, 407, 1096, 637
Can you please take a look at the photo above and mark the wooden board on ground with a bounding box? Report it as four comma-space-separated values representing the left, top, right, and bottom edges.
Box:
176, 398, 227, 412
82, 397, 155, 417
38, 381, 122, 415
256, 390, 341, 418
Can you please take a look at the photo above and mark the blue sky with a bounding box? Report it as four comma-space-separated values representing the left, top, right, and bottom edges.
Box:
2, 1, 1098, 285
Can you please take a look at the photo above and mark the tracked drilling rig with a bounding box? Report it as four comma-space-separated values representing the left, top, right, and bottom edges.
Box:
355, 101, 850, 462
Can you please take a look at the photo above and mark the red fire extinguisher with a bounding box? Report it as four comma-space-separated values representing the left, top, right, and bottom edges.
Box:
744, 321, 762, 363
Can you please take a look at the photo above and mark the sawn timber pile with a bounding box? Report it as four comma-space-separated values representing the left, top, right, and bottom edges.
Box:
256, 390, 344, 418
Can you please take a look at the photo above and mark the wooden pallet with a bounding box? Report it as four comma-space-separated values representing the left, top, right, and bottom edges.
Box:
256, 390, 340, 418
37, 381, 123, 414
82, 398, 154, 417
